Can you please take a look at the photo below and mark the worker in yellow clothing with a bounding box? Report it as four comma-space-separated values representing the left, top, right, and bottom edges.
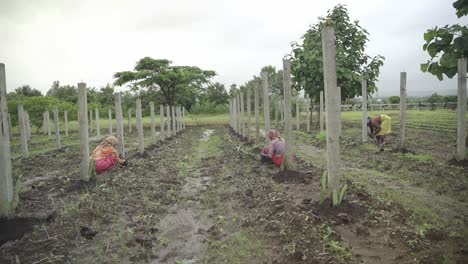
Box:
367, 114, 392, 150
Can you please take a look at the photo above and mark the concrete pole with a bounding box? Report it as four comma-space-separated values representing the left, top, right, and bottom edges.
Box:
128, 109, 132, 133
159, 104, 165, 141
262, 72, 270, 141
46, 110, 51, 139
280, 98, 284, 126
338, 86, 342, 135
42, 112, 47, 134
0, 63, 14, 217
114, 93, 125, 158
53, 105, 61, 149
64, 111, 69, 137
296, 97, 300, 130
236, 94, 240, 134
171, 105, 176, 136
275, 97, 278, 127
177, 106, 181, 132
283, 59, 293, 169
89, 110, 93, 134
399, 73, 407, 149
240, 91, 245, 138
456, 58, 467, 160
183, 107, 186, 130
362, 79, 368, 143
254, 85, 260, 143
78, 83, 90, 181
7, 113, 12, 138
95, 108, 100, 139
17, 104, 28, 158
247, 88, 251, 141
306, 94, 311, 132
25, 112, 31, 141
150, 102, 156, 143
229, 99, 232, 128
322, 26, 341, 195
320, 91, 324, 132
166, 105, 171, 137
108, 109, 112, 135
136, 99, 144, 154
233, 97, 238, 134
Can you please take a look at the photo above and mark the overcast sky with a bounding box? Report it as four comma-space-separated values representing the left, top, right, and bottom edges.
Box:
1, 0, 467, 97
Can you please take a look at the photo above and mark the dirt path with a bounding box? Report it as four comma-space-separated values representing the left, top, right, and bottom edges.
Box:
1, 125, 467, 263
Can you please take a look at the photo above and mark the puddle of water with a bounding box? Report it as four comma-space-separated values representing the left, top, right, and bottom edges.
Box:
182, 177, 211, 198
200, 129, 214, 141
153, 208, 211, 264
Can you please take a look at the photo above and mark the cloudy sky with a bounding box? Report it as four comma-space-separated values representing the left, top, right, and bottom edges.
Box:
1, 0, 466, 97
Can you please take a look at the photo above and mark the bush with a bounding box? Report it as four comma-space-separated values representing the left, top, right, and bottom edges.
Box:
191, 101, 228, 114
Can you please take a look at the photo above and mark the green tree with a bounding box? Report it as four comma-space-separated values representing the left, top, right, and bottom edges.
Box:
290, 4, 384, 102
113, 57, 216, 109
14, 85, 42, 97
46, 81, 78, 103
388, 96, 400, 104
260, 66, 284, 96
421, 0, 468, 80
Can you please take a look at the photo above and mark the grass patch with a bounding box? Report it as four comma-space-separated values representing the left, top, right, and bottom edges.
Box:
396, 153, 433, 162
315, 131, 326, 141
206, 231, 265, 264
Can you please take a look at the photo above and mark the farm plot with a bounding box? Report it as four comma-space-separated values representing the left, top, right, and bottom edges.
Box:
1, 125, 466, 263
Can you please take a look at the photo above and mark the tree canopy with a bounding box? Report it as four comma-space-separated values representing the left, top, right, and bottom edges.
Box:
113, 57, 216, 108
421, 0, 468, 80
290, 4, 384, 102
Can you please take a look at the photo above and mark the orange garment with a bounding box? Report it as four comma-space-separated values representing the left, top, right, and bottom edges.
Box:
92, 145, 119, 161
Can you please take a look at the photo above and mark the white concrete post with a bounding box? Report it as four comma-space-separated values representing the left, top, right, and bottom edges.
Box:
362, 79, 368, 143
183, 107, 186, 130
233, 97, 238, 134
95, 108, 100, 139
247, 88, 251, 141
275, 97, 278, 127
18, 104, 28, 158
114, 92, 125, 158
235, 94, 240, 134
457, 58, 467, 160
254, 85, 260, 143
136, 99, 144, 154
262, 72, 270, 141
166, 105, 171, 137
7, 114, 12, 138
296, 97, 300, 130
159, 104, 165, 141
322, 26, 342, 195
0, 63, 14, 216
25, 112, 31, 141
240, 91, 245, 138
150, 102, 156, 143
53, 105, 61, 149
280, 98, 285, 125
89, 110, 93, 133
46, 110, 51, 139
171, 105, 176, 136
229, 99, 232, 128
78, 83, 90, 181
42, 112, 47, 134
399, 73, 407, 149
108, 109, 112, 135
306, 94, 311, 132
64, 111, 69, 137
320, 91, 324, 132
128, 109, 132, 133
283, 59, 294, 168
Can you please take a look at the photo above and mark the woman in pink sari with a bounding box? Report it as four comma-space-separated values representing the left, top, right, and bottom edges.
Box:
261, 129, 286, 167
92, 136, 127, 174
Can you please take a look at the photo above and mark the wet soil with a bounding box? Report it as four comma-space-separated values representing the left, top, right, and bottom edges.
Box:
1, 125, 467, 263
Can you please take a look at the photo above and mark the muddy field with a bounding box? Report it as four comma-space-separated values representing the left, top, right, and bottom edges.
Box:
1, 124, 467, 263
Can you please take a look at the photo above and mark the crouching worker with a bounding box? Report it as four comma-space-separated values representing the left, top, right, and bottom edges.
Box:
368, 114, 392, 150
261, 129, 286, 167
92, 136, 127, 175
